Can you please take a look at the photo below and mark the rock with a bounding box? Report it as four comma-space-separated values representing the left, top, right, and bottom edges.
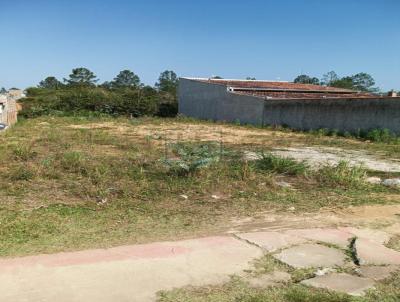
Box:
247, 271, 291, 288
355, 238, 400, 265
301, 273, 375, 296
365, 177, 382, 185
382, 178, 400, 187
357, 265, 399, 281
236, 232, 307, 252
211, 195, 221, 200
285, 228, 354, 249
274, 244, 346, 268
180, 194, 188, 200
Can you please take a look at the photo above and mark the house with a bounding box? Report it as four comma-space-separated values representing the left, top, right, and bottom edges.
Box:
178, 78, 400, 134
0, 91, 19, 126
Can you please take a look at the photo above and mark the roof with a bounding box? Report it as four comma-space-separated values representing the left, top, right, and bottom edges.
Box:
183, 78, 376, 99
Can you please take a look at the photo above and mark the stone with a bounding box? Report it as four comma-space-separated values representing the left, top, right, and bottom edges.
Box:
357, 265, 399, 281
247, 271, 291, 288
236, 231, 307, 252
355, 238, 400, 265
365, 177, 382, 185
285, 228, 353, 249
301, 273, 375, 296
339, 227, 391, 245
273, 244, 346, 268
382, 178, 400, 187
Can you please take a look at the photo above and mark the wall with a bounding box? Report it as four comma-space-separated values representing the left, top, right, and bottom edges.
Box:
0, 95, 18, 126
263, 98, 400, 133
179, 78, 400, 134
179, 78, 265, 125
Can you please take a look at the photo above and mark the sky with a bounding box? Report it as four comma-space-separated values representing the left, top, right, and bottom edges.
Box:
0, 0, 399, 90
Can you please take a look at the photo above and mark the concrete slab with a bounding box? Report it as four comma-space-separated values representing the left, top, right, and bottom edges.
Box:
247, 271, 291, 288
357, 265, 399, 281
301, 273, 375, 296
339, 227, 391, 245
355, 238, 400, 265
236, 231, 307, 252
273, 244, 346, 268
285, 228, 353, 249
0, 236, 262, 302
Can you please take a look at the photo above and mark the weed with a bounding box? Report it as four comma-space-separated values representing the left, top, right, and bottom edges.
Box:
60, 151, 88, 175
161, 142, 222, 176
8, 166, 35, 181
316, 161, 367, 188
254, 152, 308, 176
11, 143, 37, 161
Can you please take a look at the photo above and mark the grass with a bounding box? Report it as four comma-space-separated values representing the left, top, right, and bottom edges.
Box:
254, 152, 309, 176
0, 116, 399, 257
315, 161, 367, 188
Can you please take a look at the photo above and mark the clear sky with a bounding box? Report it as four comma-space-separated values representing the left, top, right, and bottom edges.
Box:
1, 0, 399, 90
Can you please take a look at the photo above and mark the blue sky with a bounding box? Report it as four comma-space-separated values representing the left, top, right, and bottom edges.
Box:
1, 0, 399, 90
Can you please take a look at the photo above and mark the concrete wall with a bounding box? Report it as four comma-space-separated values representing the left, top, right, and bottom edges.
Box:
179, 78, 400, 134
179, 78, 265, 125
263, 98, 400, 133
0, 95, 18, 126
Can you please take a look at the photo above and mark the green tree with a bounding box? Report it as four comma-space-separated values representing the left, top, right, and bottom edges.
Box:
112, 70, 141, 88
321, 71, 339, 86
350, 72, 376, 92
246, 77, 256, 80
64, 68, 98, 86
155, 70, 178, 94
293, 74, 320, 85
0, 87, 6, 94
211, 76, 223, 79
38, 76, 63, 89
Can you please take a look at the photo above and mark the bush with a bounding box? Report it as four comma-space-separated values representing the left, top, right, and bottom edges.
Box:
20, 85, 177, 119
254, 152, 308, 176
161, 142, 221, 176
316, 161, 366, 187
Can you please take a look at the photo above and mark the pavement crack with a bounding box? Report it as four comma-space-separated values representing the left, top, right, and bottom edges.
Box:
232, 233, 265, 252
348, 237, 360, 266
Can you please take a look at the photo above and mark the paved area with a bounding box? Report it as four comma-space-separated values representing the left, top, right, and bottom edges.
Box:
1, 227, 399, 300
273, 244, 346, 268
0, 236, 262, 302
301, 273, 375, 296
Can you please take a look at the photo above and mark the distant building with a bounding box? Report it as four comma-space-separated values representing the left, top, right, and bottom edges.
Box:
179, 78, 400, 133
0, 89, 21, 126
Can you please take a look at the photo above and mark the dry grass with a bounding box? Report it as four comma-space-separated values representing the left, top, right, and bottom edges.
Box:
0, 116, 399, 257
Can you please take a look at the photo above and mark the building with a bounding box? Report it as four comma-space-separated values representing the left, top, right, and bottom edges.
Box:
0, 89, 22, 126
179, 78, 400, 133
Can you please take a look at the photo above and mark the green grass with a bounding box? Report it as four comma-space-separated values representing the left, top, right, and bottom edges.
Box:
254, 152, 309, 176
0, 116, 399, 257
315, 161, 367, 188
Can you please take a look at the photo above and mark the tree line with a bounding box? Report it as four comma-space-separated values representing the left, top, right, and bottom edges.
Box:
293, 71, 378, 92
20, 68, 179, 118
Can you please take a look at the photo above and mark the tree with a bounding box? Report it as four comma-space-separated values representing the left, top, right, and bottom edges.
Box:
38, 76, 63, 89
321, 71, 339, 86
155, 70, 178, 94
293, 74, 320, 85
0, 87, 6, 94
64, 68, 98, 86
246, 77, 256, 80
112, 70, 141, 88
211, 76, 223, 79
328, 72, 377, 92
350, 72, 376, 92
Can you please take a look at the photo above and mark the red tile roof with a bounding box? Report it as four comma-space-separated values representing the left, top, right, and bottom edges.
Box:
188, 78, 377, 99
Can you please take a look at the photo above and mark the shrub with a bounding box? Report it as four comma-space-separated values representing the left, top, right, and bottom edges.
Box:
316, 161, 366, 187
365, 128, 394, 143
161, 142, 221, 176
254, 152, 308, 176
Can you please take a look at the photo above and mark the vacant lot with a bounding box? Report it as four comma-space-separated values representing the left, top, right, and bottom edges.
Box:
1, 116, 400, 257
